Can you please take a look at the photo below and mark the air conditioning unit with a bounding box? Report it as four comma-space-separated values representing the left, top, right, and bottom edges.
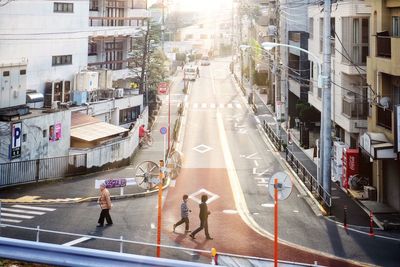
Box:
115, 88, 124, 98
52, 101, 60, 110
380, 96, 391, 109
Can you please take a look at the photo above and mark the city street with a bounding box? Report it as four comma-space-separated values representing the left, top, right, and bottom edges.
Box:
1, 59, 400, 266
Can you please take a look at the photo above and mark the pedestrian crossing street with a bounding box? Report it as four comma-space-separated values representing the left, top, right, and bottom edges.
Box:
1, 204, 56, 224
186, 102, 243, 110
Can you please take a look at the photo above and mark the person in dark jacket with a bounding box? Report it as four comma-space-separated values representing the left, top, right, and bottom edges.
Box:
190, 194, 213, 240
173, 194, 191, 233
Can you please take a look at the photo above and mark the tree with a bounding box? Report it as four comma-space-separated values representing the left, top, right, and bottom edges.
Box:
129, 21, 168, 119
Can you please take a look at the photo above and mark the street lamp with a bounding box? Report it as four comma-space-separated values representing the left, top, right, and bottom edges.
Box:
261, 41, 324, 189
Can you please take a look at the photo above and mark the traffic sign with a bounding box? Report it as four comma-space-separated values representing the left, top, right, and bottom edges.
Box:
160, 127, 167, 135
158, 82, 168, 94
268, 172, 293, 200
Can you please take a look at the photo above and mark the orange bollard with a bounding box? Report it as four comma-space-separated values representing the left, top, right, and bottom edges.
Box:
211, 248, 218, 265
369, 210, 375, 237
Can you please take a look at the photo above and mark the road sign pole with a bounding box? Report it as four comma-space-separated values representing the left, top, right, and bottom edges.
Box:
156, 160, 165, 257
168, 86, 171, 154
274, 178, 278, 267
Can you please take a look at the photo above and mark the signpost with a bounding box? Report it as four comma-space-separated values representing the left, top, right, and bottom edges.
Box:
160, 126, 167, 162
157, 82, 168, 94
268, 172, 293, 267
156, 159, 165, 257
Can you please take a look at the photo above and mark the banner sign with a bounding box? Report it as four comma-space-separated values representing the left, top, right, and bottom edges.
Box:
10, 122, 22, 159
49, 122, 62, 142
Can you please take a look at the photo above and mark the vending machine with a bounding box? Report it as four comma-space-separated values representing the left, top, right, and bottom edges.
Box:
342, 148, 359, 189
332, 141, 347, 185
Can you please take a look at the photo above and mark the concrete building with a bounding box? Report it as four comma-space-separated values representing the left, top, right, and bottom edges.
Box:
308, 0, 371, 148
360, 0, 400, 212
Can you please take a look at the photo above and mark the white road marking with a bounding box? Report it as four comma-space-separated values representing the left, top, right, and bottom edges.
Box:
235, 104, 242, 109
223, 210, 238, 214
192, 144, 213, 154
1, 208, 45, 215
63, 237, 91, 246
11, 205, 56, 212
193, 103, 199, 109
210, 103, 216, 108
255, 117, 261, 124
293, 210, 299, 213
0, 218, 22, 223
254, 160, 259, 167
261, 203, 274, 208
150, 223, 156, 229
189, 188, 220, 204
227, 103, 233, 108
219, 103, 224, 108
201, 103, 207, 108
1, 213, 34, 219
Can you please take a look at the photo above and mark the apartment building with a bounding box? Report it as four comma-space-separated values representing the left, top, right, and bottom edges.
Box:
360, 0, 400, 212
308, 0, 371, 148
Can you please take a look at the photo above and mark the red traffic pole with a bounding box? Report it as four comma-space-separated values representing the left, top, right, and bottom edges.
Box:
168, 84, 171, 153
274, 178, 278, 267
156, 160, 164, 257
369, 210, 375, 237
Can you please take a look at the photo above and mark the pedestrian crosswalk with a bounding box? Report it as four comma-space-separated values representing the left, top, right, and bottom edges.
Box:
185, 102, 243, 110
1, 204, 56, 224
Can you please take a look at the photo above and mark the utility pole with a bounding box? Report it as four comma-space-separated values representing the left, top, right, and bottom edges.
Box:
321, 0, 332, 203
161, 0, 165, 52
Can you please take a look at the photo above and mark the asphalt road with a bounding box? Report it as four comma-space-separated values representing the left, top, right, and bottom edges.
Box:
2, 59, 400, 266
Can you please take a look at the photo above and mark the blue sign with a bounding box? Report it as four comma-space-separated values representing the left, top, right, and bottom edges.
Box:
160, 127, 167, 135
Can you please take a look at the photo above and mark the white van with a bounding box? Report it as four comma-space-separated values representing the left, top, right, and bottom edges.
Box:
183, 65, 197, 81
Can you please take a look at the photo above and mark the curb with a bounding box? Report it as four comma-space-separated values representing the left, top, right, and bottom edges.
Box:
0, 178, 172, 205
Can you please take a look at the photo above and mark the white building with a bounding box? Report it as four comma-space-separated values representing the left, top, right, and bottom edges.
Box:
308, 0, 371, 147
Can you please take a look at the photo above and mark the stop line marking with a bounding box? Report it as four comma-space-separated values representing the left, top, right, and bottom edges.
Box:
63, 237, 91, 246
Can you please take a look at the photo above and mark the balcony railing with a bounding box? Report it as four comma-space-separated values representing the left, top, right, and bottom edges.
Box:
377, 35, 391, 58
376, 105, 392, 130
342, 98, 368, 119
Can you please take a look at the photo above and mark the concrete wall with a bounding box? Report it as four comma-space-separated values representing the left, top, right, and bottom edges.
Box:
0, 110, 71, 163
0, 0, 89, 95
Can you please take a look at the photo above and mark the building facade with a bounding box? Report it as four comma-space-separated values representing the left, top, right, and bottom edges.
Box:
362, 0, 400, 212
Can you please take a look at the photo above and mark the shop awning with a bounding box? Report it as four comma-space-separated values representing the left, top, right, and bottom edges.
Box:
71, 122, 128, 142
359, 132, 397, 159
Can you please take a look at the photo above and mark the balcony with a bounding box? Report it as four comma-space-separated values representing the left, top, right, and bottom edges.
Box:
342, 97, 368, 120
377, 35, 391, 58
376, 105, 392, 130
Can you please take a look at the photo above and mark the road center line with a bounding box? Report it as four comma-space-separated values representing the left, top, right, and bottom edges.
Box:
254, 160, 259, 167
63, 237, 91, 246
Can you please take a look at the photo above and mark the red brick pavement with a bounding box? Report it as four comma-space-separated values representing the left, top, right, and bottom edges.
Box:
162, 168, 364, 267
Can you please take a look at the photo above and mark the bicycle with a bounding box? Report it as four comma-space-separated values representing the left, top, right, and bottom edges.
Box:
140, 132, 153, 147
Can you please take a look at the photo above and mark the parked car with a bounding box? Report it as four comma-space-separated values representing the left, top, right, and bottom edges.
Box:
201, 56, 210, 66
183, 65, 197, 81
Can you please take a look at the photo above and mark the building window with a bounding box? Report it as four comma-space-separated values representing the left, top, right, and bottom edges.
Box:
52, 55, 72, 66
309, 17, 313, 39
342, 17, 369, 65
54, 2, 74, 13
393, 16, 400, 36
43, 129, 47, 138
2, 71, 9, 77
88, 43, 97, 56
89, 0, 98, 11
20, 69, 26, 75
22, 134, 27, 142
119, 106, 141, 125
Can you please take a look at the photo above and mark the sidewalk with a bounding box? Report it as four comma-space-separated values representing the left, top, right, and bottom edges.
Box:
0, 71, 185, 204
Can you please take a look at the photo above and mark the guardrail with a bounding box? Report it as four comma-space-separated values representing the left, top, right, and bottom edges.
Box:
0, 222, 321, 267
285, 149, 332, 209
262, 121, 283, 151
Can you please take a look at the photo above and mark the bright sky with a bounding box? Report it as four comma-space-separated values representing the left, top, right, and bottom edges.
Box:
150, 0, 233, 13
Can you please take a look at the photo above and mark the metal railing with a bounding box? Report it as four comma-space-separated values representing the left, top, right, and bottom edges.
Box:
0, 154, 87, 187
263, 121, 283, 151
376, 105, 392, 130
285, 149, 332, 209
0, 221, 321, 267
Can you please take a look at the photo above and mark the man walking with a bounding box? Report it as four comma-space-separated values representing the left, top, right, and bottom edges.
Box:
173, 194, 191, 233
97, 183, 113, 227
190, 194, 213, 240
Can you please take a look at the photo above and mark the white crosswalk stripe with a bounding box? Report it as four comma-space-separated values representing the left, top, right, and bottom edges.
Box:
1, 207, 45, 215
1, 213, 34, 219
0, 205, 56, 225
1, 218, 22, 223
12, 205, 56, 211
190, 103, 243, 110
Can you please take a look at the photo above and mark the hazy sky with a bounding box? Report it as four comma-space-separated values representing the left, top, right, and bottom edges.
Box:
150, 0, 233, 12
